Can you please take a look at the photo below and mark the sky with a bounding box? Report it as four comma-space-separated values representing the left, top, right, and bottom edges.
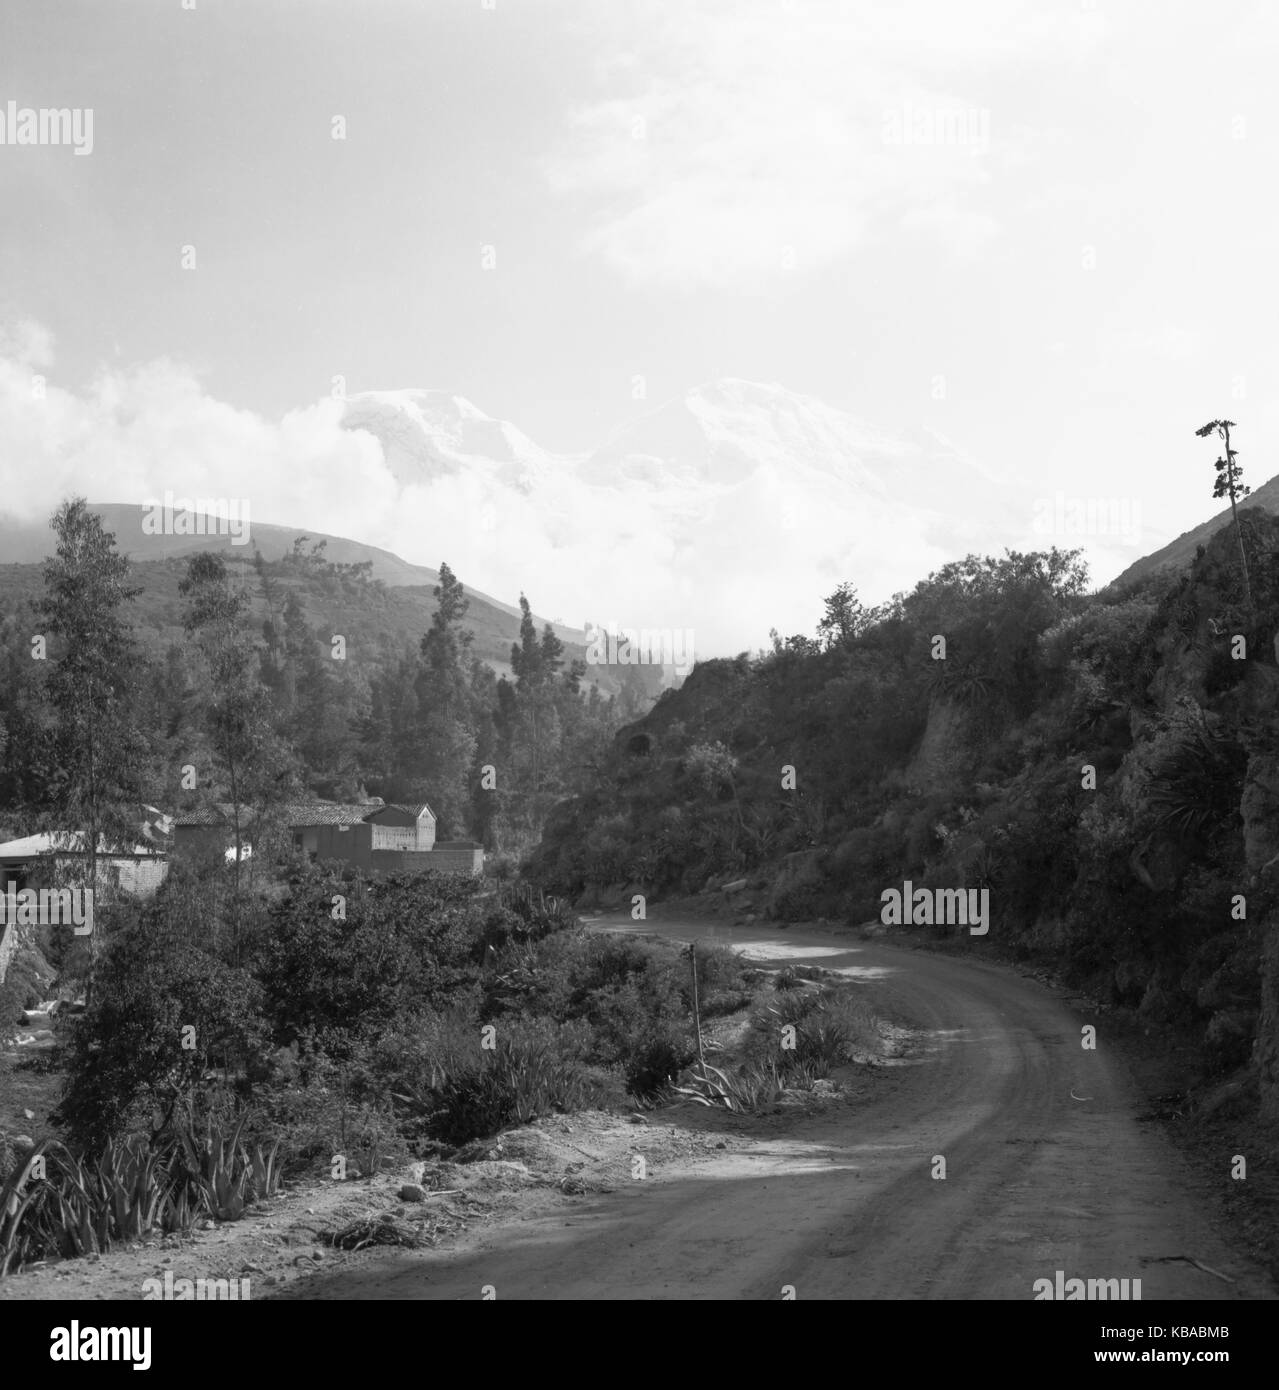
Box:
1, 0, 1277, 652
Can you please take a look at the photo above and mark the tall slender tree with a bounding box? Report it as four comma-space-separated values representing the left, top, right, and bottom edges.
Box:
40, 499, 147, 999
180, 552, 295, 951
1197, 418, 1254, 614
415, 562, 477, 832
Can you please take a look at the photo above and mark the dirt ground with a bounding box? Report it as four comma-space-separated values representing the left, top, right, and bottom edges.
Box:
2, 908, 1276, 1301
272, 917, 1275, 1300
0, 1093, 878, 1302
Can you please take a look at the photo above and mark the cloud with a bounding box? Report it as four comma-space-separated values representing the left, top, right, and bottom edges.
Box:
0, 318, 55, 369
546, 0, 1096, 289
0, 318, 1008, 655
1096, 324, 1201, 363
0, 326, 395, 534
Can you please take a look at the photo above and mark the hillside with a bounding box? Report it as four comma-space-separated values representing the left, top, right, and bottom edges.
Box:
0, 504, 595, 654
1111, 484, 1279, 589
0, 504, 656, 856
527, 525, 1279, 1132
0, 506, 680, 702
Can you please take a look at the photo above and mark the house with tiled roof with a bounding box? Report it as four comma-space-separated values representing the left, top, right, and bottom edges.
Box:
173, 798, 481, 876
174, 800, 371, 857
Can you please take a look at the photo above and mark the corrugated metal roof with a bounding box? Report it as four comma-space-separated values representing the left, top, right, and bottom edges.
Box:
374, 803, 436, 821
0, 832, 163, 858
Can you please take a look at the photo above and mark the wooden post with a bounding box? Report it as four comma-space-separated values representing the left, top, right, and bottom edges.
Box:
689, 943, 706, 1072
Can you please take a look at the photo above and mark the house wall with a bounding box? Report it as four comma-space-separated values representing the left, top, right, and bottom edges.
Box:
109, 857, 168, 898
1, 853, 167, 898
0, 854, 167, 982
366, 807, 436, 851
310, 821, 374, 870
174, 825, 231, 857
370, 825, 420, 852
296, 824, 480, 877
374, 842, 483, 876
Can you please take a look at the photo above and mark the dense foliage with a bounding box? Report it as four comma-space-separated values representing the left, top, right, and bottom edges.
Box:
529, 519, 1279, 1100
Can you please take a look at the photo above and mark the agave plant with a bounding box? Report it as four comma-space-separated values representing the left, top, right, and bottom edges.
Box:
94, 1139, 168, 1243
242, 1138, 282, 1202
174, 1113, 251, 1221
671, 1061, 741, 1112
1145, 720, 1245, 845
0, 1140, 106, 1273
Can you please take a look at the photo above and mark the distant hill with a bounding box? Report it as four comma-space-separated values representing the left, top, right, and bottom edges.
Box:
0, 504, 654, 699
0, 503, 579, 640
1110, 476, 1279, 589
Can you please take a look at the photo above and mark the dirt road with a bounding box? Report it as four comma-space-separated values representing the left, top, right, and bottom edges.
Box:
278, 917, 1277, 1300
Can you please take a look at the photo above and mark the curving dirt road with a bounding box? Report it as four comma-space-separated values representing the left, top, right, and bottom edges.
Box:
281, 917, 1278, 1300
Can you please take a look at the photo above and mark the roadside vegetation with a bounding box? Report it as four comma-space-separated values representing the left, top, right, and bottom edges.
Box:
529, 495, 1279, 1136
1, 857, 884, 1273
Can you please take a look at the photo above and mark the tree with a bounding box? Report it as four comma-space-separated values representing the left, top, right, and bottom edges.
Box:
1196, 418, 1253, 614
685, 740, 745, 829
816, 582, 867, 650
52, 904, 266, 1150
39, 499, 148, 1002
510, 594, 543, 688
180, 553, 295, 949
415, 562, 478, 832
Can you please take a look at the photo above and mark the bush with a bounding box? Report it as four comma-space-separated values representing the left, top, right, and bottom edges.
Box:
256, 869, 493, 1055
622, 1025, 695, 1098
54, 928, 268, 1152
745, 984, 878, 1078
392, 1029, 617, 1146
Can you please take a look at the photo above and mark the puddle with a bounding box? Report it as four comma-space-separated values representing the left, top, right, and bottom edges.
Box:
734, 944, 853, 961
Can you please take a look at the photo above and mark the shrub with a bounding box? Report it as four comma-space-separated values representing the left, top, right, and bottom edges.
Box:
392, 1032, 614, 1146
0, 1109, 282, 1276
621, 1026, 695, 1098
54, 928, 268, 1152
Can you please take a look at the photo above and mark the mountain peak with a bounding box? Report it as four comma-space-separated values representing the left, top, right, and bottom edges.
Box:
588, 377, 908, 490
341, 388, 549, 484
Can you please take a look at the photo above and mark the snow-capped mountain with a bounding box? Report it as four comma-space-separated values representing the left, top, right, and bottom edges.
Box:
340, 389, 562, 495
338, 378, 1028, 654
588, 379, 906, 494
